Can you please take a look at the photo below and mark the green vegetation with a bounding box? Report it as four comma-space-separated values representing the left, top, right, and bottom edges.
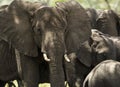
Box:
0, 0, 120, 13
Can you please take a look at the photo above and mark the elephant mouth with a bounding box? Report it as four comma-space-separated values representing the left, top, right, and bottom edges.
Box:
43, 53, 70, 62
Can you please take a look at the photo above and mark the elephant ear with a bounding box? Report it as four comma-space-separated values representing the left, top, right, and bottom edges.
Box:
86, 8, 98, 29
96, 10, 118, 36
0, 0, 38, 57
56, 1, 91, 54
78, 29, 107, 67
110, 10, 120, 35
77, 41, 92, 67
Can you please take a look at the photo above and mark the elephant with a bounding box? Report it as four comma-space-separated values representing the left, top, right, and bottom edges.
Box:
0, 0, 91, 87
83, 60, 120, 87
64, 29, 120, 87
86, 8, 120, 36
0, 0, 45, 87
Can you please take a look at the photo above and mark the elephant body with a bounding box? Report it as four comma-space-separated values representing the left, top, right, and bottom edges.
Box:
83, 60, 120, 87
66, 29, 120, 87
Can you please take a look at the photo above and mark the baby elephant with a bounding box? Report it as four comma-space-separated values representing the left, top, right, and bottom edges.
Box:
83, 60, 120, 87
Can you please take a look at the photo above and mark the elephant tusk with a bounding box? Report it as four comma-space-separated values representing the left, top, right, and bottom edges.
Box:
43, 53, 51, 62
64, 54, 70, 62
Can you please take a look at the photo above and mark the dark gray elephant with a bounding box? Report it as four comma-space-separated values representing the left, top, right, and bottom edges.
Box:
0, 0, 44, 87
79, 29, 117, 66
0, 0, 91, 87
86, 8, 120, 36
33, 1, 91, 87
83, 60, 120, 87
65, 29, 120, 87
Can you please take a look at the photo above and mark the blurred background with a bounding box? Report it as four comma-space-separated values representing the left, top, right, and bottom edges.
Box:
0, 0, 120, 13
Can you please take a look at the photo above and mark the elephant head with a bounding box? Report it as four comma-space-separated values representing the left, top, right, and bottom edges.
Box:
96, 10, 120, 36
78, 29, 116, 67
32, 6, 68, 87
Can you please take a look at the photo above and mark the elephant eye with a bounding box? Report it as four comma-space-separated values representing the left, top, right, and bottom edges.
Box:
34, 28, 42, 35
37, 28, 41, 32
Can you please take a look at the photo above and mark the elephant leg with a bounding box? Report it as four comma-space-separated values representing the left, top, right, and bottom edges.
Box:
65, 58, 91, 87
49, 59, 65, 87
20, 54, 39, 87
0, 80, 6, 87
75, 60, 92, 87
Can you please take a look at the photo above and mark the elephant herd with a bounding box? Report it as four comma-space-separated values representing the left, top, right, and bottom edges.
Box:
0, 0, 120, 87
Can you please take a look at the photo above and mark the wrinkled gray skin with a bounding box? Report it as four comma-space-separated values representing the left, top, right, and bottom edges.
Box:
97, 10, 120, 36
86, 8, 120, 36
86, 8, 100, 29
0, 4, 19, 87
66, 29, 120, 87
0, 0, 91, 87
83, 60, 120, 87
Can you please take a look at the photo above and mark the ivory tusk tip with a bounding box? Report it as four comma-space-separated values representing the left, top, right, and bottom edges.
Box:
64, 54, 71, 62
43, 53, 51, 62
44, 58, 51, 62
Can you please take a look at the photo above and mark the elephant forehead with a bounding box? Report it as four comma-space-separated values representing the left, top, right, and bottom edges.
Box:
36, 8, 66, 30
44, 31, 54, 40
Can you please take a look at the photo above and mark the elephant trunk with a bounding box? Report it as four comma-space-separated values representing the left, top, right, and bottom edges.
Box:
41, 31, 70, 87
49, 54, 65, 87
